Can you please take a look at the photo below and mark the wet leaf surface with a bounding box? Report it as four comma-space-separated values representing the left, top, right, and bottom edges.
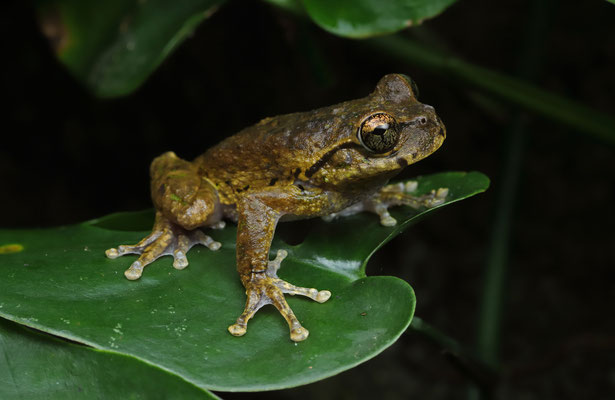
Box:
0, 171, 488, 391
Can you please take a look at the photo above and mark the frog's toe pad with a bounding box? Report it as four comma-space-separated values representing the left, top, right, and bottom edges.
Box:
315, 290, 331, 303
124, 261, 144, 280
428, 187, 449, 206
290, 327, 309, 342
228, 323, 247, 337
105, 248, 121, 259
172, 250, 189, 270
404, 181, 418, 192
380, 214, 398, 227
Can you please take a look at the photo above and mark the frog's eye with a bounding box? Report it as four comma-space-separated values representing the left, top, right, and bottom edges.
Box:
358, 113, 399, 153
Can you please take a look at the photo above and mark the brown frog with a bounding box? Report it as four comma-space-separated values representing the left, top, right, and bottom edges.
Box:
105, 74, 447, 342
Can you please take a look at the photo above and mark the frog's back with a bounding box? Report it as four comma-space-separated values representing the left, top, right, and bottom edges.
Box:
193, 100, 363, 200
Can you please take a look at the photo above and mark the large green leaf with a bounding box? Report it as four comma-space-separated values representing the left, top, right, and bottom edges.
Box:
0, 171, 488, 391
0, 318, 217, 399
301, 0, 458, 38
35, 0, 225, 97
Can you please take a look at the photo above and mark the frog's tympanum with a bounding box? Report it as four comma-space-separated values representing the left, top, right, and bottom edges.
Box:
106, 74, 447, 342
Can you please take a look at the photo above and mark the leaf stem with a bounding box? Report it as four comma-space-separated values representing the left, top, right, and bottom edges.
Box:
409, 317, 497, 391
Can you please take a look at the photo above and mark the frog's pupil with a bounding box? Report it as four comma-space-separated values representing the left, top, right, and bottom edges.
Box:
373, 124, 389, 135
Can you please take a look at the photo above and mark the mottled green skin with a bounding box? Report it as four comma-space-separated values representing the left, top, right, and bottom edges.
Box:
106, 74, 446, 342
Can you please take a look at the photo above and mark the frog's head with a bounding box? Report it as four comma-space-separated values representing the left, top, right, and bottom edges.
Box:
305, 74, 446, 192
309, 74, 445, 189
359, 73, 445, 168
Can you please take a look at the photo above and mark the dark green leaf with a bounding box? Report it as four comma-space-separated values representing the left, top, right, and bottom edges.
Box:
0, 318, 217, 399
301, 0, 458, 38
0, 171, 488, 391
35, 0, 225, 97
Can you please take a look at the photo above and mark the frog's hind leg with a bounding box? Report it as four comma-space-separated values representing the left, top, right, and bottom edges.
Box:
105, 151, 223, 280
324, 181, 449, 227
106, 212, 221, 280
150, 151, 223, 230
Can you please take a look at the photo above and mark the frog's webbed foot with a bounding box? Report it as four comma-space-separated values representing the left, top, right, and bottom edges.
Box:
323, 181, 448, 227
228, 250, 331, 342
371, 182, 449, 226
105, 212, 221, 280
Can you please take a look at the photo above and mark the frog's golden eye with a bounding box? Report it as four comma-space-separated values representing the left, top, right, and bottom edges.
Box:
358, 113, 399, 153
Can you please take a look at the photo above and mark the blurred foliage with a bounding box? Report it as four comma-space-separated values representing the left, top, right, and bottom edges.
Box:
35, 0, 226, 97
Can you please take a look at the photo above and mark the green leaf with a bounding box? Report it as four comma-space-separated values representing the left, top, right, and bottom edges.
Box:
0, 171, 488, 391
0, 318, 217, 399
301, 0, 458, 38
35, 0, 225, 97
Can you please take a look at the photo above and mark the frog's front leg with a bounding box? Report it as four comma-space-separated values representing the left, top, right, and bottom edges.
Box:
228, 193, 331, 342
324, 182, 449, 227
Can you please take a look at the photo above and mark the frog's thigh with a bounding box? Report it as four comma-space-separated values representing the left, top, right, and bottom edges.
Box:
150, 152, 222, 230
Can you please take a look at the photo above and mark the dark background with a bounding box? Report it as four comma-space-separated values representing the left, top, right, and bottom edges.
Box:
2, 0, 614, 398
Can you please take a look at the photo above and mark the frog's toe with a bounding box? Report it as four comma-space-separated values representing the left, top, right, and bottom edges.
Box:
228, 287, 268, 338
274, 279, 331, 303
419, 187, 449, 207
434, 187, 449, 203
105, 230, 163, 259
404, 180, 418, 192
194, 229, 221, 251
172, 249, 189, 270
171, 232, 192, 270
124, 261, 144, 280
266, 249, 288, 274
105, 247, 120, 259
371, 203, 397, 227
268, 284, 312, 342
266, 250, 331, 302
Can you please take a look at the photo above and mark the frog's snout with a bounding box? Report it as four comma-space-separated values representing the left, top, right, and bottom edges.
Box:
435, 114, 446, 141
396, 104, 446, 165
411, 104, 446, 145
421, 104, 446, 147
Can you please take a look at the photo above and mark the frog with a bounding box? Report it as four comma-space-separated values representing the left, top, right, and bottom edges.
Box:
105, 74, 447, 342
